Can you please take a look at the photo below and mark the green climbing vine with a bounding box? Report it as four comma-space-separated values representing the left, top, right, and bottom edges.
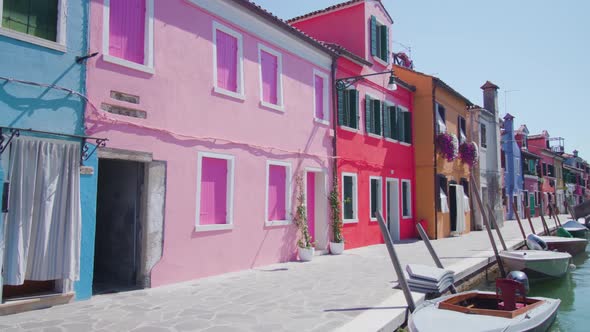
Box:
329, 175, 344, 243
294, 175, 313, 249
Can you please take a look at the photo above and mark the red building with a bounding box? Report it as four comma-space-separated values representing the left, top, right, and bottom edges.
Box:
290, 0, 416, 248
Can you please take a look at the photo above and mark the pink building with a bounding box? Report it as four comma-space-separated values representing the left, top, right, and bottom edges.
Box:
85, 0, 334, 292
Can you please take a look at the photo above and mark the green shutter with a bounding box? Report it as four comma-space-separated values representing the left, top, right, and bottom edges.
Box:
383, 106, 391, 138
2, 0, 58, 41
350, 90, 359, 129
337, 89, 345, 126
374, 100, 382, 135
404, 112, 413, 144
381, 25, 389, 62
365, 95, 373, 134
391, 106, 399, 140
370, 16, 377, 56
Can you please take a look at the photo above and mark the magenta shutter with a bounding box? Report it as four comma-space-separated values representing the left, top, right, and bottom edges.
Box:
216, 30, 238, 92
200, 157, 228, 225
261, 51, 278, 105
109, 0, 146, 64
268, 165, 287, 221
314, 75, 324, 119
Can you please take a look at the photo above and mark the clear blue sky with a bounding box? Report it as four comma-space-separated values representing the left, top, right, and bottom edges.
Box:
255, 0, 590, 158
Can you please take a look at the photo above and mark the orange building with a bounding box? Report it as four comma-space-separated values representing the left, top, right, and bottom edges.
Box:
395, 65, 474, 239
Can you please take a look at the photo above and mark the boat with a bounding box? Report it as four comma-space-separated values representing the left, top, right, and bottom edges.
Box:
499, 250, 571, 278
539, 236, 587, 256
561, 219, 588, 238
409, 287, 560, 332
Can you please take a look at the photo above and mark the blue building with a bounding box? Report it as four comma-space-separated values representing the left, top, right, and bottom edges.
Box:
0, 0, 101, 307
501, 113, 523, 220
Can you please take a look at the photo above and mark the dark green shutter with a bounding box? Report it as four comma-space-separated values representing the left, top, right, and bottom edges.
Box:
370, 16, 377, 56
381, 25, 389, 62
2, 0, 58, 41
351, 90, 359, 129
343, 176, 353, 219
365, 95, 373, 134
383, 106, 391, 138
337, 89, 345, 126
374, 100, 382, 135
391, 106, 399, 140
404, 112, 413, 144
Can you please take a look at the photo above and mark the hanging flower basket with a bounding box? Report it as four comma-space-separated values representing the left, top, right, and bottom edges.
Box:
459, 142, 479, 167
436, 133, 459, 162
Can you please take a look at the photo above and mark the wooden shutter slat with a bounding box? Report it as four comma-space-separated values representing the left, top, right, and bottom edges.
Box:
365, 95, 373, 134
383, 105, 390, 138
337, 89, 345, 126
351, 90, 360, 129
405, 112, 413, 144
374, 100, 382, 135
370, 16, 377, 57
381, 25, 389, 62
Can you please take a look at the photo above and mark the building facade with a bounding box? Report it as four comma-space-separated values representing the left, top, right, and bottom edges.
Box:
527, 131, 564, 216
85, 0, 335, 291
0, 0, 99, 304
501, 113, 523, 220
291, 0, 417, 247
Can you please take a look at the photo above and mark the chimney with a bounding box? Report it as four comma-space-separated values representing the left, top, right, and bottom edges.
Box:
574, 150, 579, 157
481, 81, 500, 115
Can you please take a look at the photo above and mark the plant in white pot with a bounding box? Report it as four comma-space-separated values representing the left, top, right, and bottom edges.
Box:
294, 175, 314, 261
329, 176, 345, 255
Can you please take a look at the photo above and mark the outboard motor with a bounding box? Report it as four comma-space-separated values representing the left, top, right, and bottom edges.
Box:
507, 270, 530, 294
526, 233, 548, 251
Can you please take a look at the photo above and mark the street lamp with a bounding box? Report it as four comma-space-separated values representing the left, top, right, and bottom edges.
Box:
335, 70, 397, 91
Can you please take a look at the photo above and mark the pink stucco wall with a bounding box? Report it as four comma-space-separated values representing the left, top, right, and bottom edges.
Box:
86, 0, 333, 286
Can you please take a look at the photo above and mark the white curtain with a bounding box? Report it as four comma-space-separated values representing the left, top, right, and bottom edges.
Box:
3, 138, 81, 285
463, 187, 470, 212
440, 186, 449, 213
455, 185, 466, 233
436, 106, 446, 133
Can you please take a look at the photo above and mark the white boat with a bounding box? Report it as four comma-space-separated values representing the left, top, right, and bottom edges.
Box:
562, 219, 588, 238
409, 291, 560, 332
539, 236, 587, 256
499, 250, 571, 278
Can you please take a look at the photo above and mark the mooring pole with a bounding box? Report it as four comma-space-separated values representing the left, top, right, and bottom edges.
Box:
564, 200, 576, 220
529, 207, 548, 235
487, 203, 507, 251
416, 223, 458, 294
376, 212, 416, 312
512, 203, 527, 240
552, 204, 563, 227
470, 174, 506, 277
539, 205, 556, 232
514, 201, 534, 235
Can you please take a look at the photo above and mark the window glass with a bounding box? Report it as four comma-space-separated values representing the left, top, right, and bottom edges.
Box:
2, 0, 58, 41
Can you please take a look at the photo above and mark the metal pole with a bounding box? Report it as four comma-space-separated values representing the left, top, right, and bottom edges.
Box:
487, 203, 507, 251
376, 212, 416, 312
416, 223, 457, 294
470, 174, 506, 277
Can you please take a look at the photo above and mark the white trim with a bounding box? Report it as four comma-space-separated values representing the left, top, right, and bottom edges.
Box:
369, 176, 383, 222
0, 0, 67, 52
186, 0, 332, 70
385, 138, 399, 143
399, 142, 411, 147
341, 172, 359, 223
257, 43, 284, 111
212, 21, 245, 100
265, 160, 292, 227
102, 0, 155, 73
401, 179, 412, 218
385, 177, 401, 241
313, 69, 330, 123
340, 126, 361, 134
195, 152, 235, 232
372, 55, 389, 67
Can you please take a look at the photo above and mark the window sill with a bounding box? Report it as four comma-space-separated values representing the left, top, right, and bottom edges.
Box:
103, 54, 155, 74
369, 218, 378, 223
213, 86, 246, 101
343, 219, 358, 224
194, 224, 234, 232
260, 101, 285, 112
367, 133, 383, 139
399, 142, 412, 147
0, 28, 65, 52
265, 220, 292, 227
385, 138, 399, 143
340, 125, 360, 133
372, 56, 389, 67
402, 215, 412, 219
314, 118, 330, 126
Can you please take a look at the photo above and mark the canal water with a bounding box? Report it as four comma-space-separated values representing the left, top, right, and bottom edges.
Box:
478, 248, 590, 331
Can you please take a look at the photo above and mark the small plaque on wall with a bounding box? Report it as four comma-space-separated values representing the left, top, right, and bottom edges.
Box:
80, 166, 94, 175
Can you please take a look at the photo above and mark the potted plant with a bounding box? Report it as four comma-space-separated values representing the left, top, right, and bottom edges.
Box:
436, 132, 459, 162
459, 141, 479, 167
329, 176, 345, 255
294, 175, 314, 261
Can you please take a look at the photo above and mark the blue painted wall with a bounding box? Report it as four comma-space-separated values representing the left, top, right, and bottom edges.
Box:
502, 115, 523, 220
0, 1, 96, 300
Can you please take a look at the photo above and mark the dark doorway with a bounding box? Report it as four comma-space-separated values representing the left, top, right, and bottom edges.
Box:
93, 159, 144, 294
450, 185, 457, 231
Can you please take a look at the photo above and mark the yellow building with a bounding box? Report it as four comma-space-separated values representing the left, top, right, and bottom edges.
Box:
395, 66, 474, 239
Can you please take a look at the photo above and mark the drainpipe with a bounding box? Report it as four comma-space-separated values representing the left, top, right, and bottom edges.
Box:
432, 82, 438, 239
331, 58, 338, 179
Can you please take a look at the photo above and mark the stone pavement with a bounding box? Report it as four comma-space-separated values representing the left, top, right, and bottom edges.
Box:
0, 215, 569, 332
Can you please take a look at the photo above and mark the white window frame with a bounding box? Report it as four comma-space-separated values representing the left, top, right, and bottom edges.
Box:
195, 152, 235, 232
265, 160, 292, 227
401, 179, 412, 218
369, 176, 383, 222
383, 101, 398, 143
480, 123, 488, 150
340, 86, 361, 133
313, 69, 330, 125
257, 43, 284, 111
102, 0, 154, 74
435, 103, 446, 134
398, 105, 412, 146
212, 21, 245, 100
372, 16, 389, 66
0, 0, 67, 52
341, 172, 359, 223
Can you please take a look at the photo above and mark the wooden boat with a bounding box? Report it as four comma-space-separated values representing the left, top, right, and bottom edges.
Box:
561, 219, 588, 238
409, 289, 560, 332
499, 250, 571, 278
539, 236, 587, 256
